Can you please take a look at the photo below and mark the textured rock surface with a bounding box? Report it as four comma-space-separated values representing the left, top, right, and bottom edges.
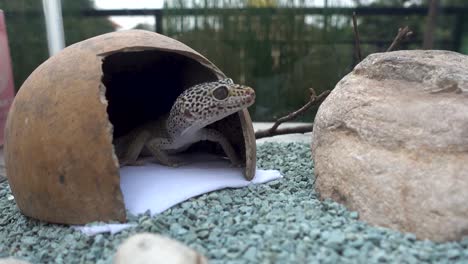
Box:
312, 50, 468, 242
114, 233, 208, 264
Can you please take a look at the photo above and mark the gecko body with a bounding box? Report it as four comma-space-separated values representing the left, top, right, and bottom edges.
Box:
114, 78, 255, 167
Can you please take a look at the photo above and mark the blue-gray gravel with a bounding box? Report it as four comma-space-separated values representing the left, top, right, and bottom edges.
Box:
0, 142, 467, 263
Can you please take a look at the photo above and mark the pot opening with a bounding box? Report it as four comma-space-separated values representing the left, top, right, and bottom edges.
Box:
100, 49, 246, 166
101, 49, 218, 138
96, 48, 252, 216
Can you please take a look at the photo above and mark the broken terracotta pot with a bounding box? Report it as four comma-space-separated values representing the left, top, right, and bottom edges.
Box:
4, 30, 256, 225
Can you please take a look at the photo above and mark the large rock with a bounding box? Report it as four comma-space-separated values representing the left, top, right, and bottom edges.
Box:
311, 50, 468, 242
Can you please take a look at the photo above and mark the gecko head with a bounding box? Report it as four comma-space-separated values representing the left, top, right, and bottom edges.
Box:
174, 78, 255, 129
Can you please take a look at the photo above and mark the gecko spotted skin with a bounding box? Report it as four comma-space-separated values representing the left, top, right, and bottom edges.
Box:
114, 78, 256, 167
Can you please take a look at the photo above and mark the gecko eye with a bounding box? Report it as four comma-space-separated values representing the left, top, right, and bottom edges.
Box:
223, 78, 234, 84
213, 86, 229, 100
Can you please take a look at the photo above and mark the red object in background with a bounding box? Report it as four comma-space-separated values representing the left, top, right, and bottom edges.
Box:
0, 10, 15, 146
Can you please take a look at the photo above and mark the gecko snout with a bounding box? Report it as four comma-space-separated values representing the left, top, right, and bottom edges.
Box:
243, 87, 256, 105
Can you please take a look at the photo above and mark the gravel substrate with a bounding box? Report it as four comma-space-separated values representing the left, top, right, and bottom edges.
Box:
1, 142, 467, 263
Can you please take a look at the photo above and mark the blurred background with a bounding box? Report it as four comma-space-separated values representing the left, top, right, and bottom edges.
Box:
0, 0, 467, 121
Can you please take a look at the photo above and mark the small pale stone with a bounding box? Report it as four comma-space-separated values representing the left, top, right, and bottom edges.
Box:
309, 229, 321, 239
243, 247, 257, 261
0, 258, 31, 264
20, 236, 36, 245
114, 233, 208, 264
371, 250, 388, 262
269, 181, 281, 188
343, 248, 359, 257
404, 233, 417, 242
196, 230, 210, 239
349, 211, 359, 219
324, 230, 346, 249
447, 249, 461, 259
219, 196, 232, 204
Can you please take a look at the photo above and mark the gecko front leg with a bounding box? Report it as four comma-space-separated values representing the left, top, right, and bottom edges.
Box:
145, 138, 184, 167
119, 129, 151, 167
200, 128, 242, 166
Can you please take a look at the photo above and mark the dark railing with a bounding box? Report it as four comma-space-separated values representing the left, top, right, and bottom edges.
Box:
81, 6, 468, 17
6, 7, 468, 47
4, 7, 467, 50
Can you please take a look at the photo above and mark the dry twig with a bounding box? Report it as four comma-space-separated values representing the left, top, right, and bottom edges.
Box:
387, 26, 413, 52
352, 12, 362, 62
256, 21, 410, 139
255, 88, 330, 139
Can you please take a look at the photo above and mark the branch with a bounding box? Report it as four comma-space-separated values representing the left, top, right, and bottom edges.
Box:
352, 12, 362, 62
387, 26, 413, 52
255, 125, 313, 139
255, 88, 330, 139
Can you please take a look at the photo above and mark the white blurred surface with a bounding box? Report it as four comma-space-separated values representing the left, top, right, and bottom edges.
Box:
74, 153, 281, 236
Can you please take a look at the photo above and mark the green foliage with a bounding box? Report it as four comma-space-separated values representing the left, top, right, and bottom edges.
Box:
61, 0, 115, 46
164, 0, 467, 121
0, 0, 466, 122
0, 0, 48, 90
0, 0, 114, 90
164, 1, 353, 121
355, 0, 468, 53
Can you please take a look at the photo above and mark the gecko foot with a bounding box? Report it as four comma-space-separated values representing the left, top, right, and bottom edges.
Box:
154, 157, 188, 168
228, 157, 243, 168
230, 162, 243, 168
119, 158, 146, 167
